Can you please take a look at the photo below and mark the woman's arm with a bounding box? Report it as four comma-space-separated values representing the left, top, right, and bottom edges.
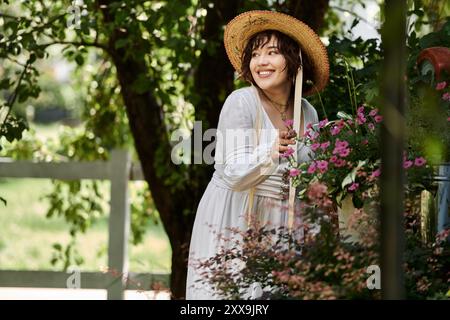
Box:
215, 90, 279, 191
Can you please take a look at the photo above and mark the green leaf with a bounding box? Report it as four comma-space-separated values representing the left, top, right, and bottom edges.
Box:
0, 78, 10, 89
29, 53, 36, 64
336, 192, 345, 207
337, 111, 353, 120
341, 170, 355, 189
75, 54, 85, 66
352, 194, 364, 209
407, 9, 424, 17
341, 160, 366, 189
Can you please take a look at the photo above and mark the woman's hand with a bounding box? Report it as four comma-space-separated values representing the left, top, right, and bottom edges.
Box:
278, 129, 297, 154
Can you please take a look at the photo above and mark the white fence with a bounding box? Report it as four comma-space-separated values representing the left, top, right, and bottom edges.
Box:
0, 149, 170, 299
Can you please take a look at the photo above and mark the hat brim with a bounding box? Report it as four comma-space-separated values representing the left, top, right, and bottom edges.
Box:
224, 10, 329, 96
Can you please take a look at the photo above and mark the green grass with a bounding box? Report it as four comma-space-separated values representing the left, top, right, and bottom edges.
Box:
0, 178, 171, 273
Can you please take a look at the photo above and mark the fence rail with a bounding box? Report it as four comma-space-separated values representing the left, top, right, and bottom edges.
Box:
0, 149, 169, 299
0, 270, 169, 290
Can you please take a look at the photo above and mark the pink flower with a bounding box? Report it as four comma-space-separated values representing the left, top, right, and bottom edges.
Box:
374, 115, 383, 123
289, 168, 300, 177
320, 141, 330, 150
442, 92, 450, 102
367, 123, 375, 131
447, 117, 450, 122
371, 168, 381, 178
335, 139, 349, 149
357, 106, 365, 114
336, 120, 346, 129
334, 159, 347, 167
310, 131, 320, 141
369, 108, 378, 117
348, 183, 359, 192
316, 160, 329, 173
318, 118, 328, 128
307, 162, 317, 174
284, 119, 294, 127
357, 170, 367, 177
331, 126, 341, 136
306, 123, 313, 130
414, 157, 426, 167
356, 115, 366, 125
333, 139, 350, 157
307, 182, 328, 201
361, 139, 369, 145
306, 129, 319, 140
329, 155, 338, 163
403, 160, 413, 169
339, 148, 351, 158
281, 147, 294, 158
311, 143, 321, 151
436, 81, 447, 90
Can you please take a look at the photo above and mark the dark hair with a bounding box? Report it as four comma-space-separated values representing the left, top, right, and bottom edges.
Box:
240, 30, 313, 94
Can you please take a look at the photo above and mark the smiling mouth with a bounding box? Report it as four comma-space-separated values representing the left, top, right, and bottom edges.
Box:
257, 70, 275, 78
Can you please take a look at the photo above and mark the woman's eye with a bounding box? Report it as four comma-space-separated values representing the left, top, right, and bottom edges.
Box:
251, 52, 259, 57
269, 50, 278, 55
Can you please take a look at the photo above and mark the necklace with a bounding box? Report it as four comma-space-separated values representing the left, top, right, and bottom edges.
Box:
261, 90, 289, 121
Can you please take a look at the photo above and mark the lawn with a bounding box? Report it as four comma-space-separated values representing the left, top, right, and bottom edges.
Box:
0, 177, 171, 273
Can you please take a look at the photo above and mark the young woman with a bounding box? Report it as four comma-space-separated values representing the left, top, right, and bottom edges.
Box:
186, 10, 329, 299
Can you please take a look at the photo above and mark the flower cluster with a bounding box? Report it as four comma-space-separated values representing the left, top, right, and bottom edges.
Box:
194, 180, 449, 300
435, 81, 450, 122
283, 106, 432, 209
436, 81, 450, 101
195, 107, 448, 300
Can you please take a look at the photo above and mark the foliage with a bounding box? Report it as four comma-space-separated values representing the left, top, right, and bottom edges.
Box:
405, 17, 450, 163
284, 105, 433, 211
311, 35, 382, 120
313, 7, 450, 125
0, 119, 156, 269
194, 183, 449, 299
406, 0, 450, 35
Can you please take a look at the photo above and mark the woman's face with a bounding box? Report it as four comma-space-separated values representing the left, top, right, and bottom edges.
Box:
249, 35, 290, 92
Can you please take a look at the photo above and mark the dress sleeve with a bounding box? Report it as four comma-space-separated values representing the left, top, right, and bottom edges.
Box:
214, 90, 279, 192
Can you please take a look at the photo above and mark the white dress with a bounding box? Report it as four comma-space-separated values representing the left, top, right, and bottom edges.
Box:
186, 85, 318, 299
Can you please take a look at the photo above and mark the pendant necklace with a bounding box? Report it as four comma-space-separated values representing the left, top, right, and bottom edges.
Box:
262, 91, 289, 121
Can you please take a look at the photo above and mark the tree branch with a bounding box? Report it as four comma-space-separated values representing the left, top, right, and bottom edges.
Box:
39, 40, 109, 53
1, 59, 31, 127
329, 5, 374, 26
0, 13, 28, 20
5, 55, 28, 67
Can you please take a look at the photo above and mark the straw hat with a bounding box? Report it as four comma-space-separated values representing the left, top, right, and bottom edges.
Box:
224, 10, 329, 95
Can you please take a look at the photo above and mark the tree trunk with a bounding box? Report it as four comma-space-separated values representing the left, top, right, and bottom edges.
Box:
288, 0, 329, 32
